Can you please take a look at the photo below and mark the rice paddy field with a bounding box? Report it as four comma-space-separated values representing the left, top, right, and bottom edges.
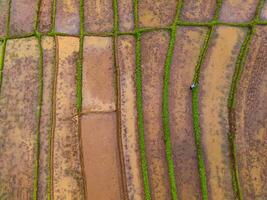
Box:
0, 0, 266, 199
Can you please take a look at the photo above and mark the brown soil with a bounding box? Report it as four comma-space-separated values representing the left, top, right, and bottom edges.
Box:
117, 35, 144, 200
52, 36, 84, 199
199, 26, 246, 200
0, 0, 9, 37
235, 26, 267, 199
0, 37, 39, 199
220, 0, 259, 22
81, 112, 124, 200
180, 0, 216, 22
141, 31, 171, 200
138, 0, 177, 28
82, 36, 116, 113
118, 0, 134, 32
84, 0, 114, 32
39, 0, 53, 33
56, 0, 80, 34
10, 0, 37, 36
169, 27, 208, 200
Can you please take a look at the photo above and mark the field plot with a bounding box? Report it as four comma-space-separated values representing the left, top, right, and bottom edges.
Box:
56, 0, 80, 34
180, 0, 216, 22
138, 0, 177, 28
141, 31, 171, 200
84, 0, 114, 33
0, 38, 39, 199
169, 27, 207, 200
10, 0, 37, 36
0, 0, 267, 199
117, 36, 144, 200
52, 37, 84, 199
220, 0, 259, 22
199, 26, 246, 200
235, 26, 267, 199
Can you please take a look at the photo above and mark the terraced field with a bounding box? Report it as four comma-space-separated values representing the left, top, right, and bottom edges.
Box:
0, 0, 267, 200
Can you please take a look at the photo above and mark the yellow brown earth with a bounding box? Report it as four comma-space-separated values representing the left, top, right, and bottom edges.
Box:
0, 1, 267, 200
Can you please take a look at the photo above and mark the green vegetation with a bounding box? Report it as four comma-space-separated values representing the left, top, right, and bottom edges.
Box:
33, 34, 44, 200
191, 27, 213, 200
226, 1, 265, 200
134, 1, 152, 199
0, 40, 7, 94
161, 1, 184, 200
227, 29, 253, 200
0, 0, 266, 199
51, 0, 57, 33
190, 1, 223, 199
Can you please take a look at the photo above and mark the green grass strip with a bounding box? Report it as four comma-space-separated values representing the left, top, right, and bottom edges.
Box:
0, 40, 7, 94
191, 27, 214, 200
227, 28, 253, 200
51, 0, 57, 33
0, 0, 12, 91
76, 0, 84, 114
134, 0, 152, 199
34, 0, 42, 32
135, 31, 151, 200
161, 1, 184, 200
226, 1, 265, 199
33, 35, 44, 200
76, 0, 87, 199
228, 28, 253, 109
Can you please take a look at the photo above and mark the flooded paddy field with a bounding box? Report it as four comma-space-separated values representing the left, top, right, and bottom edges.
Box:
0, 0, 266, 199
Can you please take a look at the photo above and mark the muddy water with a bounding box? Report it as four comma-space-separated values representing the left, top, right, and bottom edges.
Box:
138, 0, 177, 28
0, 37, 39, 199
39, 0, 53, 33
169, 27, 208, 200
84, 0, 114, 32
199, 26, 246, 200
10, 0, 37, 36
56, 0, 80, 34
235, 26, 267, 199
117, 36, 144, 200
81, 113, 123, 200
37, 36, 55, 200
180, 0, 216, 22
53, 36, 84, 199
141, 31, 171, 200
82, 36, 116, 113
0, 0, 9, 37
220, 0, 259, 22
118, 0, 134, 32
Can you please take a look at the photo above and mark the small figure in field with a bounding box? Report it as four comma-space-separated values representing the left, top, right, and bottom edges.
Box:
190, 83, 196, 90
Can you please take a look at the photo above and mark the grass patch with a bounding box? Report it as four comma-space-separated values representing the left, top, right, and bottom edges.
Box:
134, 0, 152, 199
33, 35, 44, 200
191, 27, 213, 200
161, 1, 184, 199
192, 87, 208, 200
190, 2, 223, 199
0, 40, 7, 94
135, 31, 152, 200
